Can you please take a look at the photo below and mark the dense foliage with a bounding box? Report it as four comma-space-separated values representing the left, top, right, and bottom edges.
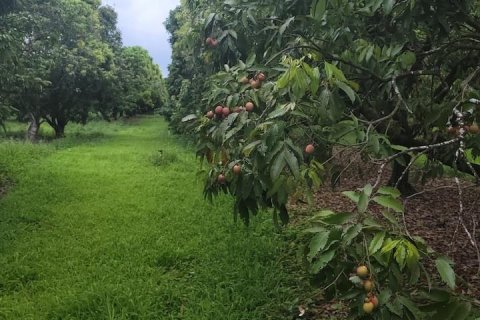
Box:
0, 0, 168, 138
166, 0, 480, 318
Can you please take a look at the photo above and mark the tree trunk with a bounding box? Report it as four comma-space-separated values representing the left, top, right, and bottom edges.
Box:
45, 116, 67, 138
26, 113, 40, 142
54, 121, 66, 138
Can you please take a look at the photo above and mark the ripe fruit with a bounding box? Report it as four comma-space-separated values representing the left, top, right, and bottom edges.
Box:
370, 296, 379, 308
217, 174, 226, 184
257, 72, 266, 81
356, 265, 369, 278
215, 105, 224, 115
206, 111, 214, 119
363, 302, 375, 314
240, 77, 250, 84
233, 164, 241, 175
363, 280, 374, 292
222, 107, 230, 117
206, 37, 218, 48
250, 79, 261, 89
305, 144, 315, 154
468, 123, 479, 134
245, 102, 254, 112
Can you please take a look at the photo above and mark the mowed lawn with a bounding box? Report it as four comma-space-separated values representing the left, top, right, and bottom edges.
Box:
0, 117, 303, 320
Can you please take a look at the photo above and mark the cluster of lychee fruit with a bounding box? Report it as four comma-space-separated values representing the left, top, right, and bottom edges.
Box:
447, 122, 479, 136
205, 102, 256, 120
217, 163, 242, 184
240, 72, 266, 90
215, 142, 315, 184
356, 265, 379, 314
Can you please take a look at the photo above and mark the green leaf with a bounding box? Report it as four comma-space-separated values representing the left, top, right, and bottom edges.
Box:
378, 289, 392, 305
325, 62, 347, 82
181, 114, 198, 122
311, 0, 327, 19
418, 288, 450, 302
435, 256, 456, 290
313, 210, 336, 218
321, 212, 353, 225
342, 191, 360, 203
284, 149, 300, 179
335, 80, 355, 103
310, 67, 321, 96
383, 0, 395, 14
405, 241, 420, 269
310, 249, 335, 273
381, 239, 400, 253
204, 12, 216, 29
381, 210, 400, 227
449, 301, 471, 320
400, 51, 416, 68
242, 140, 262, 156
397, 296, 424, 319
357, 190, 369, 213
363, 183, 373, 197
267, 102, 295, 120
373, 195, 404, 213
363, 217, 383, 229
308, 231, 330, 261
279, 17, 294, 35
394, 244, 407, 270
343, 224, 362, 246
270, 152, 286, 180
246, 53, 256, 67
369, 231, 386, 255
378, 186, 401, 198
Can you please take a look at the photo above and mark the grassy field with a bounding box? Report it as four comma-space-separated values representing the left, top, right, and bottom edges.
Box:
0, 117, 306, 320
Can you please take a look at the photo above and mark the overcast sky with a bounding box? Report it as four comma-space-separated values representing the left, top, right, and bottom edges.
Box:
101, 0, 181, 76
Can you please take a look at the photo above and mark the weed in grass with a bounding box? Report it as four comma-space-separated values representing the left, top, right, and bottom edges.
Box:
150, 149, 179, 167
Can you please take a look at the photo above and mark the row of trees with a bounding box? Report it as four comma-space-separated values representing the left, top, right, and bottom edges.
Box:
166, 0, 480, 318
0, 0, 168, 139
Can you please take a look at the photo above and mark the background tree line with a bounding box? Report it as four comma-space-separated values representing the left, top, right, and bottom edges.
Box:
0, 0, 169, 139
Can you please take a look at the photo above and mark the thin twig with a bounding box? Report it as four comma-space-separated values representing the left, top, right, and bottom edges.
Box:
454, 177, 480, 274
394, 150, 427, 189
392, 77, 413, 113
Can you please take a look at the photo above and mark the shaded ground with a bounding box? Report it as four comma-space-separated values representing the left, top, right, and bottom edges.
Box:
289, 150, 480, 318
297, 149, 479, 294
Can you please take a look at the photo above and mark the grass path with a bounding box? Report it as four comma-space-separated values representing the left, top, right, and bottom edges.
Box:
0, 117, 301, 320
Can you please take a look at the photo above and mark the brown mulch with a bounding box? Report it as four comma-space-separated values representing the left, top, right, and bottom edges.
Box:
290, 150, 480, 317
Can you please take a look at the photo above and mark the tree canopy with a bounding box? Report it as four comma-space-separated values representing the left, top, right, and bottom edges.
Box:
0, 0, 169, 138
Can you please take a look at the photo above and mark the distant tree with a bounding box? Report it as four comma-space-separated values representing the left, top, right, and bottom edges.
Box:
0, 0, 21, 131
119, 46, 167, 117
0, 0, 169, 139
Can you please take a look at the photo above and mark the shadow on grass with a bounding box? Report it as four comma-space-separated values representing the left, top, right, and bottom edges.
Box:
1, 123, 113, 150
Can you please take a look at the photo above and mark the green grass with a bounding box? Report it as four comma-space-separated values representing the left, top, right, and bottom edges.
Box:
0, 117, 306, 320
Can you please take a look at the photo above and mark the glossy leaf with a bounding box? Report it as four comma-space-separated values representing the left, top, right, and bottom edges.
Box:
435, 256, 456, 290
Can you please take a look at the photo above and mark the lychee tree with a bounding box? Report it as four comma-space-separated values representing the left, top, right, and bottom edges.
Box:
170, 0, 480, 318
171, 0, 480, 192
